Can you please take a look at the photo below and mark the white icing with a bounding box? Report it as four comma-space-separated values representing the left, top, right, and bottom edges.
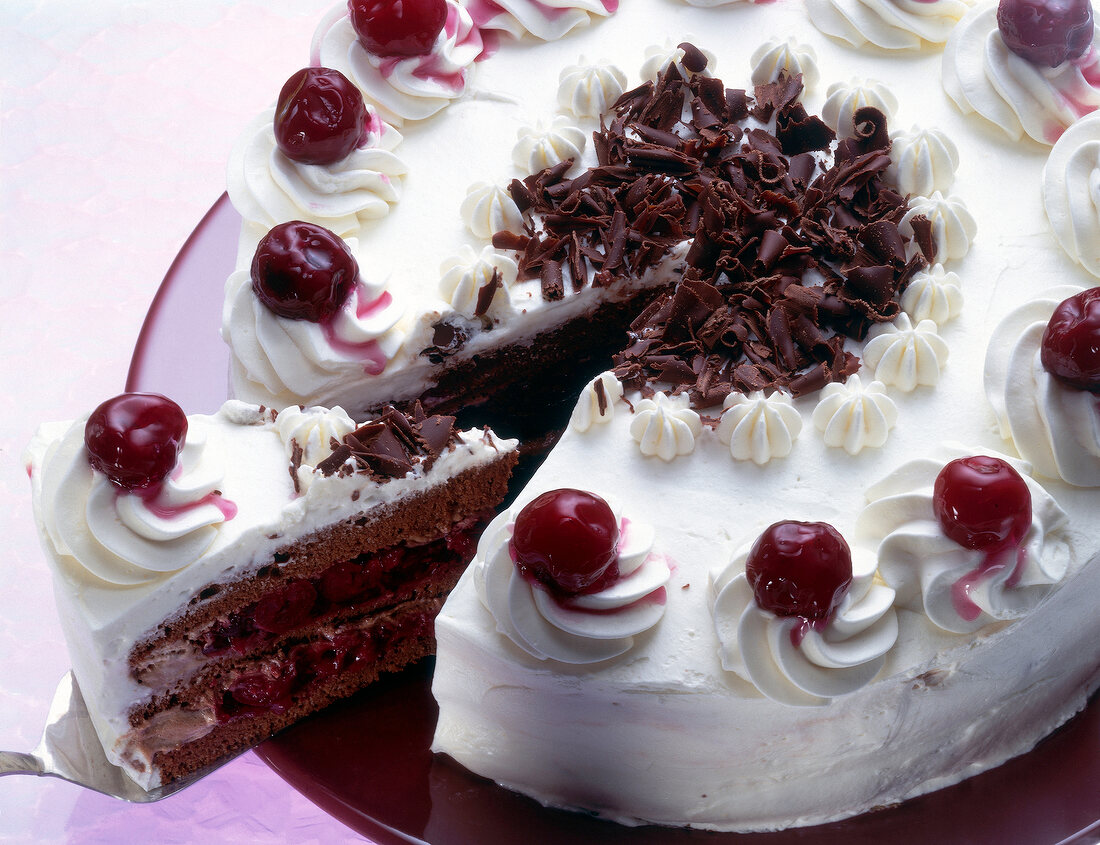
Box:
812, 374, 898, 454
461, 181, 525, 240
900, 190, 977, 261
438, 245, 517, 319
1043, 112, 1100, 276
821, 78, 898, 138
226, 106, 405, 245
716, 390, 802, 465
628, 391, 702, 461
711, 544, 898, 706
312, 1, 483, 125
808, 0, 973, 51
750, 38, 820, 92
475, 502, 669, 664
557, 60, 628, 118
222, 239, 407, 408
863, 312, 949, 391
273, 403, 356, 488
640, 41, 717, 81
570, 371, 625, 432
887, 126, 960, 197
943, 6, 1100, 145
470, 0, 615, 41
513, 115, 587, 174
984, 286, 1100, 487
855, 450, 1072, 634
900, 263, 964, 326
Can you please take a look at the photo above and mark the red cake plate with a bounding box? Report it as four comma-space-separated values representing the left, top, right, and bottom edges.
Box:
128, 196, 1100, 845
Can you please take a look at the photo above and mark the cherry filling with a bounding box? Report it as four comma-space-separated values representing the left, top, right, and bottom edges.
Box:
200, 516, 485, 658
933, 456, 1033, 621
997, 0, 1094, 67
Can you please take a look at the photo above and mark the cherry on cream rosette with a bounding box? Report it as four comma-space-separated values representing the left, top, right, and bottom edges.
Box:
475, 488, 671, 664
468, 0, 617, 41
710, 521, 898, 707
984, 285, 1100, 486
943, 0, 1100, 144
313, 0, 484, 125
808, 0, 974, 52
854, 448, 1071, 634
30, 395, 236, 587
223, 221, 406, 410
227, 67, 406, 256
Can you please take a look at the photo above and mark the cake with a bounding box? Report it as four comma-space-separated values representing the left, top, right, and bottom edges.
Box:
412, 0, 1100, 835
25, 393, 517, 789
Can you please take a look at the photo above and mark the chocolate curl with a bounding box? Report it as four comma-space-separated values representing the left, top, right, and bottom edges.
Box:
474, 268, 503, 318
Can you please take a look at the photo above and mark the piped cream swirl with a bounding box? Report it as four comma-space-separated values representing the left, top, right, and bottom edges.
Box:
984, 286, 1100, 486
808, 0, 973, 51
312, 1, 483, 125
468, 0, 616, 41
710, 544, 898, 706
34, 417, 233, 587
943, 6, 1100, 144
1043, 112, 1100, 276
475, 500, 669, 665
855, 449, 1071, 634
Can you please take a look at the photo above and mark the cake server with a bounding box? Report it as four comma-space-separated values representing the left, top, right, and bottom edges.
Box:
0, 671, 237, 802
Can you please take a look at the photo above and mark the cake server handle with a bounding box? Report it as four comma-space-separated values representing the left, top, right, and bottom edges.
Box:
0, 751, 44, 776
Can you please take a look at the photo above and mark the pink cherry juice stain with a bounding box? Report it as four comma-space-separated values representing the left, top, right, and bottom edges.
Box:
789, 616, 829, 649
950, 543, 1028, 623
135, 484, 238, 522
322, 288, 393, 375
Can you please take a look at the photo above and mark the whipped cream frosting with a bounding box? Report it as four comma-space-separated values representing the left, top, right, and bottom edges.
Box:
569, 371, 625, 432
312, 0, 484, 125
750, 38, 820, 92
812, 374, 898, 454
716, 390, 803, 465
438, 244, 517, 318
984, 286, 1100, 487
273, 403, 356, 489
475, 499, 669, 664
855, 449, 1072, 634
943, 6, 1100, 144
512, 115, 586, 174
808, 0, 973, 51
900, 190, 976, 260
821, 78, 898, 137
226, 106, 406, 249
863, 312, 949, 391
628, 391, 702, 460
900, 263, 964, 326
468, 0, 617, 41
711, 544, 898, 706
461, 181, 524, 240
888, 125, 959, 197
1043, 112, 1100, 276
557, 60, 628, 118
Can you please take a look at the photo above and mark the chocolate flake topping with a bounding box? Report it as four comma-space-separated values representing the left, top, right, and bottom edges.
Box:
495, 45, 928, 404
316, 402, 461, 481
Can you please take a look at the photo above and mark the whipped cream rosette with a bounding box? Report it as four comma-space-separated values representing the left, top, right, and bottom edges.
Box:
984, 286, 1100, 486
475, 493, 670, 665
808, 0, 974, 51
710, 528, 898, 707
855, 449, 1071, 634
469, 0, 617, 41
1043, 112, 1100, 276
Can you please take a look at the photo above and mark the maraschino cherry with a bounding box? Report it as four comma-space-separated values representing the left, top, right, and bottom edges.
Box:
933, 456, 1032, 551
745, 521, 853, 622
997, 0, 1094, 67
84, 393, 188, 490
274, 67, 368, 165
251, 221, 357, 322
1040, 287, 1100, 391
510, 489, 620, 596
349, 0, 448, 57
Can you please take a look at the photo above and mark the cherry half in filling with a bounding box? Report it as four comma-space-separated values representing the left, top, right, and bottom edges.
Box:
509, 488, 621, 597
997, 0, 1094, 67
251, 221, 357, 322
744, 521, 853, 640
273, 67, 369, 165
84, 393, 188, 490
349, 0, 448, 58
1040, 287, 1100, 391
933, 456, 1033, 621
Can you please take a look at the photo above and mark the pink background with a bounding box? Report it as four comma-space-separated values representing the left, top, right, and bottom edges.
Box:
1, 2, 375, 841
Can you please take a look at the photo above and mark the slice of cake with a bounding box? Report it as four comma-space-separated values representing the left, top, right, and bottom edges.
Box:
25, 393, 517, 789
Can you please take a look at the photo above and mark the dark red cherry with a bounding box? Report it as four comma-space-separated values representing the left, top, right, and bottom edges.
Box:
251, 221, 357, 322
348, 0, 448, 58
745, 521, 853, 622
997, 0, 1094, 67
84, 393, 188, 490
1040, 287, 1100, 391
274, 67, 367, 165
934, 456, 1032, 551
509, 489, 620, 596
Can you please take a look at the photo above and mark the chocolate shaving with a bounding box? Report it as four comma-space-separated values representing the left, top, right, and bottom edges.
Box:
475, 267, 503, 317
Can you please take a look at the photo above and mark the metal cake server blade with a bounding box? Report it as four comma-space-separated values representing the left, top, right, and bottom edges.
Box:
0, 672, 239, 802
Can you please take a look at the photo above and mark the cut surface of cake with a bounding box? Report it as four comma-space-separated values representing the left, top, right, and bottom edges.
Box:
26, 394, 517, 789
423, 0, 1100, 834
